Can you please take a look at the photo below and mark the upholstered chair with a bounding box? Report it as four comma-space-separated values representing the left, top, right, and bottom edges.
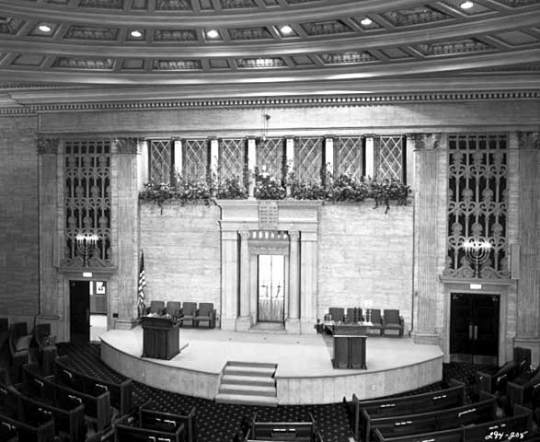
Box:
194, 303, 217, 328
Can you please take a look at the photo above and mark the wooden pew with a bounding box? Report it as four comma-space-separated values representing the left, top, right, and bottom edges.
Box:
114, 409, 187, 442
55, 355, 134, 417
245, 412, 323, 442
138, 405, 197, 442
22, 362, 112, 434
364, 394, 497, 442
0, 410, 56, 442
1, 381, 86, 442
504, 369, 540, 414
344, 379, 466, 442
474, 347, 531, 399
371, 404, 533, 442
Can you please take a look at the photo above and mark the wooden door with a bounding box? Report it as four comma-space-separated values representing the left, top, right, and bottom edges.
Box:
70, 280, 90, 344
450, 293, 499, 364
257, 255, 285, 323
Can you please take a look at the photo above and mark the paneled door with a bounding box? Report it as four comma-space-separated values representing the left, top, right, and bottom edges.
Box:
450, 293, 500, 364
257, 255, 285, 323
70, 280, 90, 344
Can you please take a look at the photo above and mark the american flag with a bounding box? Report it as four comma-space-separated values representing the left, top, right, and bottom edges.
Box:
137, 251, 146, 317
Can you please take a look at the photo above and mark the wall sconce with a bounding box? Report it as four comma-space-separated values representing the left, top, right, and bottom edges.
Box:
76, 233, 99, 267
463, 238, 491, 278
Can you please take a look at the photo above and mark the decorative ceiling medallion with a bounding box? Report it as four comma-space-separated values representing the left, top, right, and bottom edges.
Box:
80, 0, 124, 8
154, 30, 198, 42
229, 28, 273, 41
237, 58, 286, 68
54, 57, 115, 70
0, 18, 24, 35
381, 7, 451, 26
156, 0, 192, 10
153, 59, 201, 70
66, 26, 118, 40
320, 51, 376, 64
417, 39, 494, 56
301, 20, 352, 36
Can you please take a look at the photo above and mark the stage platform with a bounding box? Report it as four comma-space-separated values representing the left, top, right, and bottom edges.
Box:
100, 326, 443, 405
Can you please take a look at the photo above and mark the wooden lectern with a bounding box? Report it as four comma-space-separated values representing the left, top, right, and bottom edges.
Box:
141, 316, 180, 360
333, 324, 367, 369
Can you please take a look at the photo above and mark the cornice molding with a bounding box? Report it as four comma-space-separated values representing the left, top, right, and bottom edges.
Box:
0, 91, 538, 115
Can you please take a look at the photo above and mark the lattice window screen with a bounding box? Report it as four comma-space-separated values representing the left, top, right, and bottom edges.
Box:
63, 140, 112, 267
335, 137, 364, 180
149, 140, 173, 185
183, 139, 209, 181
376, 136, 404, 181
257, 138, 284, 182
219, 139, 245, 183
445, 134, 508, 279
295, 137, 323, 183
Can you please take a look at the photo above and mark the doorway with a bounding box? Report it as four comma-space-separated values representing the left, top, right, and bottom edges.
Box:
450, 292, 500, 364
69, 280, 90, 344
257, 255, 285, 323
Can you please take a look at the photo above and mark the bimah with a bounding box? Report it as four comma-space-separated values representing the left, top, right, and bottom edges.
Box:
141, 316, 180, 360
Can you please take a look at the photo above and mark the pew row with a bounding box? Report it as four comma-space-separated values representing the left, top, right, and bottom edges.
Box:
344, 379, 466, 442
505, 370, 540, 415
114, 408, 189, 442
372, 404, 534, 442
55, 355, 134, 416
244, 413, 323, 442
0, 381, 86, 442
0, 410, 56, 442
22, 362, 113, 434
364, 393, 497, 442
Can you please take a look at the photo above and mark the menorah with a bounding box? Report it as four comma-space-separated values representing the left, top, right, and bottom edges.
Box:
76, 233, 99, 267
463, 238, 492, 278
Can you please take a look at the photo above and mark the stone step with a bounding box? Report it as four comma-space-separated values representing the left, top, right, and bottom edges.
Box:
221, 374, 276, 387
224, 363, 276, 378
219, 383, 277, 397
215, 393, 278, 407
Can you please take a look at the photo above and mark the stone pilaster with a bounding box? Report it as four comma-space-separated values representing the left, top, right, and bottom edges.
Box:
300, 231, 318, 334
237, 230, 252, 331
412, 133, 442, 345
286, 230, 300, 334
220, 231, 239, 331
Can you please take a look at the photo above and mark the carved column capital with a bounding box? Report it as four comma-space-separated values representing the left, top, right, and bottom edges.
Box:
114, 138, 139, 154
288, 230, 300, 241
37, 138, 59, 155
517, 132, 540, 150
412, 133, 441, 150
239, 230, 251, 241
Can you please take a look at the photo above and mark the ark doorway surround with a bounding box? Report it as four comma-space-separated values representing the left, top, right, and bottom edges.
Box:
219, 200, 321, 334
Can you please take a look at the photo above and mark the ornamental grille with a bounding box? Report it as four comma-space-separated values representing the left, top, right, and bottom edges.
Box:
149, 140, 173, 185
257, 138, 284, 182
375, 136, 404, 181
444, 134, 508, 279
296, 137, 323, 183
219, 139, 245, 183
183, 139, 209, 181
335, 137, 364, 180
63, 140, 112, 267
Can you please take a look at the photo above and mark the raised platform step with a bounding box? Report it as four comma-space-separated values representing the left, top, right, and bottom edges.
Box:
221, 374, 276, 387
224, 364, 277, 378
219, 383, 276, 397
215, 393, 278, 407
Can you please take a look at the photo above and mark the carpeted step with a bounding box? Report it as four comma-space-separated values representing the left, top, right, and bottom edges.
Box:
219, 383, 276, 397
215, 393, 278, 407
221, 374, 276, 387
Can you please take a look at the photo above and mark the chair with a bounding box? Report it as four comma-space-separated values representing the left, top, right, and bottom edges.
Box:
8, 322, 32, 383
328, 307, 345, 323
165, 301, 182, 321
383, 309, 405, 337
179, 302, 197, 327
365, 309, 383, 336
345, 308, 364, 323
146, 300, 165, 316
194, 303, 217, 329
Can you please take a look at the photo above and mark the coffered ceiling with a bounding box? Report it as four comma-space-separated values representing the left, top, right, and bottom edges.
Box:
0, 0, 539, 103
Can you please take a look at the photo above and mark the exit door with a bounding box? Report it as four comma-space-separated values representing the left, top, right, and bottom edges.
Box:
70, 280, 90, 344
450, 293, 499, 364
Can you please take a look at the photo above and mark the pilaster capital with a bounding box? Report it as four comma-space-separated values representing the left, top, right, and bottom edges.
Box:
412, 133, 442, 151
239, 230, 251, 241
289, 230, 300, 241
37, 138, 59, 155
114, 138, 139, 154
517, 132, 540, 150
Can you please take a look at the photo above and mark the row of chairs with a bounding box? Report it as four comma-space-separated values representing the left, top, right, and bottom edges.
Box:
326, 307, 405, 337
146, 300, 217, 328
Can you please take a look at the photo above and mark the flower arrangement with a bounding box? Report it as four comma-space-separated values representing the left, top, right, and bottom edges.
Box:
216, 176, 248, 200
253, 167, 286, 200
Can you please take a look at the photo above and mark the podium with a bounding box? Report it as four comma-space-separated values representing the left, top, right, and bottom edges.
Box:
333, 326, 367, 369
141, 316, 180, 360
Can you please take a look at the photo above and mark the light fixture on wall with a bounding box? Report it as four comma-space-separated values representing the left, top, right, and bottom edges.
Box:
463, 238, 491, 278
261, 98, 271, 141
76, 233, 99, 267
